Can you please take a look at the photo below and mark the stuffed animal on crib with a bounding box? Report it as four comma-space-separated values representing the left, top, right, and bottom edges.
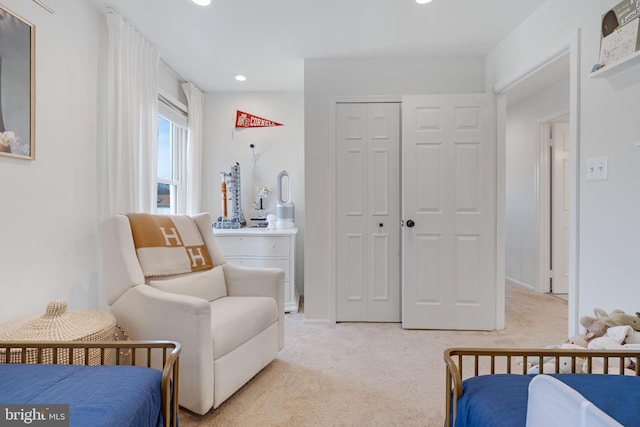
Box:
526, 345, 558, 374
624, 329, 640, 344
588, 325, 631, 349
527, 353, 587, 374
526, 343, 587, 374
559, 356, 587, 374
580, 308, 624, 339
586, 326, 640, 374
589, 325, 640, 347
565, 335, 589, 348
602, 312, 640, 331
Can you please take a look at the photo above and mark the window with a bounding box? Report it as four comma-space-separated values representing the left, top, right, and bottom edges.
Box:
157, 94, 188, 214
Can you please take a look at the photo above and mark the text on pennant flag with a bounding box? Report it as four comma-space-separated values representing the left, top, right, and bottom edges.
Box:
235, 110, 283, 128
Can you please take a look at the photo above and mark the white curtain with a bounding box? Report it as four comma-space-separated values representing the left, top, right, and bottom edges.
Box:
103, 10, 160, 218
181, 82, 205, 215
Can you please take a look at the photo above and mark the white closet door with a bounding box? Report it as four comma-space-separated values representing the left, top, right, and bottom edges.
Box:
336, 103, 401, 322
402, 94, 497, 330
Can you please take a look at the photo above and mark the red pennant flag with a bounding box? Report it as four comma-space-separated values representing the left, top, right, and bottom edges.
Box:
235, 110, 283, 128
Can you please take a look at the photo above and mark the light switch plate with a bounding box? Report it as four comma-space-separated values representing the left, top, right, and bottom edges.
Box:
586, 157, 608, 181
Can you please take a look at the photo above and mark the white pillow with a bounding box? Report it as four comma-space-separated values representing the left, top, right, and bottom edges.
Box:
148, 265, 227, 301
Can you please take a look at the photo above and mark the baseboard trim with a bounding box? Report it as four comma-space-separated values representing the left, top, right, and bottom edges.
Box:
506, 277, 536, 292
302, 318, 331, 325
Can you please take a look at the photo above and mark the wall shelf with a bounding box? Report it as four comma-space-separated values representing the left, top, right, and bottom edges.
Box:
590, 50, 640, 78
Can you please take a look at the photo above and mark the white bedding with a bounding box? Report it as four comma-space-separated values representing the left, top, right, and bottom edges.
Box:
526, 375, 622, 427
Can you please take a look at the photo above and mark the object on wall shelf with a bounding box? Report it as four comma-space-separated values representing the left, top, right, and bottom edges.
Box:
214, 163, 246, 229
592, 0, 640, 78
590, 49, 640, 78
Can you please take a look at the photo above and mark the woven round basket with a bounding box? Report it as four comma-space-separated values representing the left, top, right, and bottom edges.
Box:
0, 300, 116, 365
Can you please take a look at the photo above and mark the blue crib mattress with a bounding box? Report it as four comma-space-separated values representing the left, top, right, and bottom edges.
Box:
0, 363, 165, 427
454, 374, 640, 427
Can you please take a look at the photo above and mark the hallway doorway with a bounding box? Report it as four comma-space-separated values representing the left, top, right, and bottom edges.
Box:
502, 52, 571, 324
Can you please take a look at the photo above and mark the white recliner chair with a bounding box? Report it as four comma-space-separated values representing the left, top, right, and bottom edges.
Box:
99, 212, 284, 415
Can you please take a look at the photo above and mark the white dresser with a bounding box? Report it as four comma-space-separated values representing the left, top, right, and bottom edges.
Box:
213, 227, 299, 313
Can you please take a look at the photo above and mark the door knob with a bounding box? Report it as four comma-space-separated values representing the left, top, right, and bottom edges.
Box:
406, 220, 415, 228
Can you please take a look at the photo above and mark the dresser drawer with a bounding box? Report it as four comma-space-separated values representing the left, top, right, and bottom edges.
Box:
225, 258, 290, 280
212, 228, 299, 312
215, 236, 290, 257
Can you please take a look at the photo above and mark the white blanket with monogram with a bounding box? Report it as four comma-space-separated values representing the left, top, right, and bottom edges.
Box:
126, 213, 213, 277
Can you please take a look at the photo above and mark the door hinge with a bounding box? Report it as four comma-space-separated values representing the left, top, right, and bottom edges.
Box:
549, 269, 553, 278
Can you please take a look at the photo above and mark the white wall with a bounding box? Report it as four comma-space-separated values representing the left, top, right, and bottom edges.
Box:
304, 57, 486, 323
202, 92, 305, 291
0, 0, 104, 324
505, 76, 570, 290
488, 0, 640, 334
159, 60, 188, 107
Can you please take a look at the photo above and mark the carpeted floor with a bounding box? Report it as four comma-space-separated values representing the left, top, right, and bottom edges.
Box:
179, 283, 568, 426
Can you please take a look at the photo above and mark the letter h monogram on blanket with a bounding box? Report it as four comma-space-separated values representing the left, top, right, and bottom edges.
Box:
126, 213, 213, 277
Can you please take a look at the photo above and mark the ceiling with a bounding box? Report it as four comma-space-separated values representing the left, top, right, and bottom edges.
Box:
86, 0, 552, 93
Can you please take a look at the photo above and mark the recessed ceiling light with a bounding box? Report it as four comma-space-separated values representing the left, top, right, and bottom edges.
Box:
235, 74, 247, 82
191, 0, 211, 6
415, 0, 433, 4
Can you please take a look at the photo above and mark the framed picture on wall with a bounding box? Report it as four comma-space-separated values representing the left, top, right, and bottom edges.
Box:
599, 0, 640, 67
0, 4, 35, 160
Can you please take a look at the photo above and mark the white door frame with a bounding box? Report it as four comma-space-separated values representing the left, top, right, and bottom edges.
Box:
536, 113, 569, 294
494, 29, 581, 336
496, 95, 506, 329
568, 30, 582, 336
329, 95, 402, 324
